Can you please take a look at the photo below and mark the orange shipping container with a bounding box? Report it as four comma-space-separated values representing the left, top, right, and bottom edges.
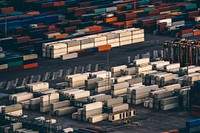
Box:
23, 63, 38, 69
125, 19, 137, 27
105, 17, 118, 23
27, 11, 40, 15
98, 45, 111, 52
112, 22, 125, 28
54, 33, 69, 39
59, 1, 65, 6
53, 2, 60, 6
194, 29, 200, 36
87, 26, 102, 31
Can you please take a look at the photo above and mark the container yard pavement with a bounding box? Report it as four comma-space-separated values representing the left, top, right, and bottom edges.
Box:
1, 34, 199, 82
0, 34, 173, 81
24, 105, 195, 133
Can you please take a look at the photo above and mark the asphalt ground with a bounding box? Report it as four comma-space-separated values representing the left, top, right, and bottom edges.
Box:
0, 34, 175, 82
23, 105, 195, 133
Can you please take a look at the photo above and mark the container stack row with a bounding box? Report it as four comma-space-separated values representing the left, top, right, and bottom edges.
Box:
42, 27, 144, 59
2, 122, 39, 133
3, 57, 200, 124
0, 52, 38, 73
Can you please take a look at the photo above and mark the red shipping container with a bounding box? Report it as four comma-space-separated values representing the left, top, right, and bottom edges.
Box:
48, 28, 61, 32
48, 25, 56, 29
16, 36, 31, 42
122, 12, 137, 21
142, 19, 155, 26
180, 28, 193, 34
23, 63, 38, 69
117, 4, 128, 10
149, 9, 160, 15
46, 10, 58, 15
59, 1, 65, 6
79, 2, 91, 7
74, 8, 87, 17
68, 20, 82, 26
53, 2, 60, 7
187, 11, 199, 18
29, 38, 43, 45
86, 30, 100, 35
41, 2, 53, 8
86, 6, 98, 12
1, 7, 14, 14
64, 26, 77, 32
67, 7, 78, 13
112, 22, 125, 28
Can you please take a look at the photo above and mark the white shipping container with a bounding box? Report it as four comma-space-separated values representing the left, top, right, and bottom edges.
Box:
23, 54, 38, 61
115, 75, 132, 83
112, 82, 129, 90
40, 93, 59, 102
120, 40, 132, 46
111, 65, 127, 73
132, 29, 144, 35
120, 36, 132, 41
88, 113, 108, 123
6, 110, 23, 116
61, 53, 78, 60
106, 7, 117, 12
83, 102, 103, 111
111, 88, 127, 96
46, 32, 61, 39
51, 48, 67, 54
132, 34, 144, 39
162, 84, 181, 91
150, 60, 165, 65
0, 105, 6, 113
164, 63, 180, 70
112, 103, 129, 113
94, 41, 107, 47
63, 128, 73, 133
132, 38, 144, 43
153, 61, 170, 70
66, 74, 88, 82
70, 90, 90, 99
9, 92, 29, 101
107, 38, 119, 43
112, 30, 132, 37
14, 93, 33, 103
51, 43, 66, 49
136, 65, 152, 74
26, 82, 49, 92
195, 16, 200, 22
81, 43, 95, 49
133, 58, 149, 66
67, 45, 81, 53
65, 90, 84, 98
110, 42, 120, 47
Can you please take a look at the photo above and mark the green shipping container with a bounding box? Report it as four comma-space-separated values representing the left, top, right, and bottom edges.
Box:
171, 8, 181, 12
8, 61, 23, 67
94, 8, 106, 14
180, 33, 194, 38
125, 5, 133, 10
139, 0, 150, 6
144, 8, 155, 11
185, 4, 197, 10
